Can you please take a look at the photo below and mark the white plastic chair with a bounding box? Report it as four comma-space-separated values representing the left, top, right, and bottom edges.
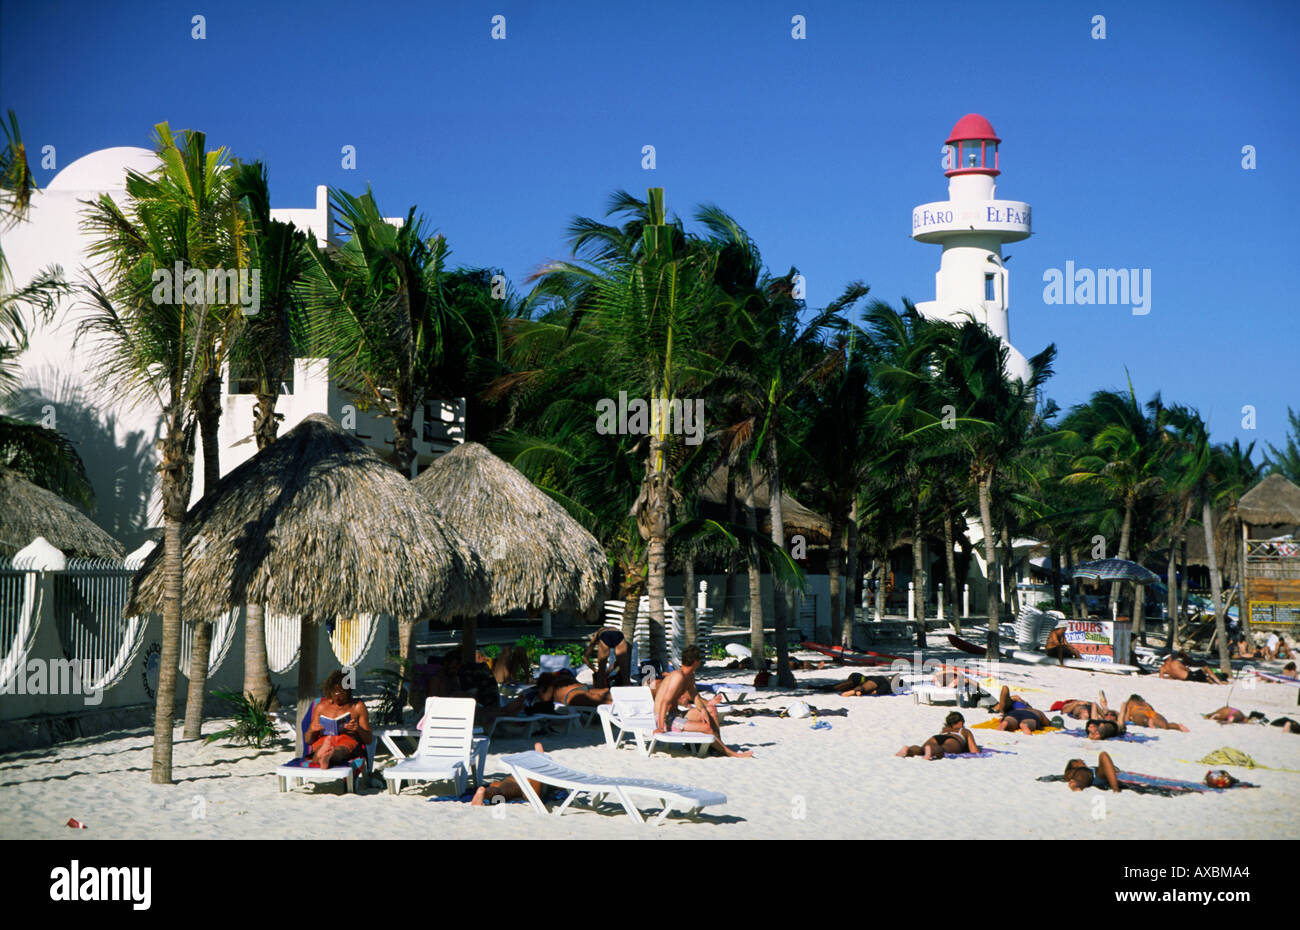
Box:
500, 750, 726, 825
274, 700, 376, 794
598, 686, 714, 756
381, 697, 476, 796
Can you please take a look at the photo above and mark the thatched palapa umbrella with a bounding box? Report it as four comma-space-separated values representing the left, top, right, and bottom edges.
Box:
1237, 473, 1300, 527
127, 414, 488, 746
0, 468, 123, 560
412, 442, 611, 655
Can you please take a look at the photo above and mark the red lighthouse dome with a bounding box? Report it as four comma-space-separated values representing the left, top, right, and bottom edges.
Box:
944, 113, 1000, 178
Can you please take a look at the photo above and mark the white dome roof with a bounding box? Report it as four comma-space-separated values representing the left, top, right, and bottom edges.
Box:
46, 146, 155, 193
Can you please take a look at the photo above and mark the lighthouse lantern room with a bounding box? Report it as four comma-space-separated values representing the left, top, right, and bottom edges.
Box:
912, 113, 1031, 382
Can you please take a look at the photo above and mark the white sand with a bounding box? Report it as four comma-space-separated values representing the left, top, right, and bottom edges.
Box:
3, 645, 1298, 839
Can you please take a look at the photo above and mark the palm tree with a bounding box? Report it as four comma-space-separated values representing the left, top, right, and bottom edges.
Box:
227, 161, 311, 706
1263, 407, 1300, 483
77, 124, 240, 782
927, 314, 1056, 659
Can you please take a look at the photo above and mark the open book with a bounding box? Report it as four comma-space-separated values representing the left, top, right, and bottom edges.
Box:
321, 712, 350, 736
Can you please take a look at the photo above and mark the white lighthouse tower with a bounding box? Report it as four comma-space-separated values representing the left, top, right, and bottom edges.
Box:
912, 113, 1032, 381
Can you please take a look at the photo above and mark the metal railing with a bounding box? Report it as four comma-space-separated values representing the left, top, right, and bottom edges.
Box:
0, 562, 40, 691
52, 559, 147, 691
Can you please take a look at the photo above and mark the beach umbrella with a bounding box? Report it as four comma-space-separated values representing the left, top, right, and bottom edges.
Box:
412, 442, 611, 654
127, 414, 489, 746
0, 468, 123, 561
1071, 558, 1161, 585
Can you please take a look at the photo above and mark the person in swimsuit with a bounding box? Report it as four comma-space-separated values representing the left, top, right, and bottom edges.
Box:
1043, 621, 1081, 665
1063, 752, 1121, 792
1280, 662, 1298, 680
1084, 713, 1125, 741
992, 685, 1051, 733
1160, 653, 1224, 684
820, 672, 895, 696
547, 668, 613, 707
1206, 706, 1249, 723
584, 627, 631, 687
653, 645, 752, 758
896, 711, 979, 759
1118, 693, 1189, 731
1234, 634, 1259, 660
1264, 633, 1294, 660
470, 741, 557, 805
304, 669, 372, 770
1052, 691, 1110, 721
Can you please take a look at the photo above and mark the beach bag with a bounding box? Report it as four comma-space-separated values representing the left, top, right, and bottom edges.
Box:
784, 700, 812, 719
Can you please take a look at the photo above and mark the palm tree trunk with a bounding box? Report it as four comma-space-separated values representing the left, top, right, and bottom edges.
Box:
873, 559, 885, 628
944, 511, 959, 634
683, 556, 697, 648
646, 533, 669, 666
1111, 498, 1134, 617
392, 401, 416, 478
723, 468, 739, 628
744, 464, 765, 666
1203, 495, 1231, 674
152, 506, 184, 783
845, 498, 859, 640
398, 617, 419, 710
1066, 548, 1081, 619
979, 472, 1000, 660
827, 514, 845, 646
242, 602, 274, 704
1001, 523, 1017, 617
766, 440, 794, 687
295, 616, 318, 758
1165, 541, 1179, 651
909, 471, 927, 648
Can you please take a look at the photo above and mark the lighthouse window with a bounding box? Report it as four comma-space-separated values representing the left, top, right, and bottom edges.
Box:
985, 274, 996, 302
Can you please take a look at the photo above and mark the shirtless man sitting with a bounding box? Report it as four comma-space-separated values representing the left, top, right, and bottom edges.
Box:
653, 645, 752, 758
1043, 620, 1081, 665
1118, 693, 1189, 731
304, 670, 372, 770
1159, 653, 1224, 684
992, 685, 1051, 734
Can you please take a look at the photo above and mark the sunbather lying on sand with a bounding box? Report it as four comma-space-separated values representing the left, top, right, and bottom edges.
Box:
1064, 752, 1121, 792
1206, 706, 1249, 723
896, 712, 979, 759
1119, 694, 1189, 731
992, 685, 1051, 733
1160, 653, 1224, 684
1052, 692, 1108, 720
1281, 662, 1298, 680
654, 645, 752, 758
471, 742, 549, 805
1203, 707, 1299, 732
819, 672, 895, 696
1084, 713, 1126, 741
304, 670, 372, 770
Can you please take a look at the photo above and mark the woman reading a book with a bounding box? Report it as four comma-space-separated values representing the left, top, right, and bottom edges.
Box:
305, 669, 372, 770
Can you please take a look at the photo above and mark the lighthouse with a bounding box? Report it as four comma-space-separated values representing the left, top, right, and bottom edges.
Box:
912, 113, 1032, 381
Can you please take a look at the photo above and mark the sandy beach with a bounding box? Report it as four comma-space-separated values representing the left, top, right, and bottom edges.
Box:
3, 639, 1297, 841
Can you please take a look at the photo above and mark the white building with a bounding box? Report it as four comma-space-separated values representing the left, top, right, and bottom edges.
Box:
912, 113, 1032, 382
2, 146, 463, 551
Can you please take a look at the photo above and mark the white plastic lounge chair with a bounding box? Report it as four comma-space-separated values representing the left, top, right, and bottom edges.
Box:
538, 654, 571, 675
597, 686, 715, 756
500, 750, 726, 825
381, 697, 476, 796
275, 699, 376, 793
379, 722, 488, 788
486, 708, 582, 739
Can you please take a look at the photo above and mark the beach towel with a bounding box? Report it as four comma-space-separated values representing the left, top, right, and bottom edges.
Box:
1036, 772, 1258, 796
1062, 727, 1160, 744
1250, 669, 1300, 686
941, 748, 1016, 759
1176, 747, 1300, 774
971, 719, 1061, 733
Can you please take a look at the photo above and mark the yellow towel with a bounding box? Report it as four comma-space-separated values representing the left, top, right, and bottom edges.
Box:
971, 719, 1061, 733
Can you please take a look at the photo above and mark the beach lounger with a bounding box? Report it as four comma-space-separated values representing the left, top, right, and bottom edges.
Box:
274, 700, 376, 794
379, 723, 488, 788
381, 697, 477, 796
486, 708, 582, 739
598, 686, 715, 756
499, 750, 727, 825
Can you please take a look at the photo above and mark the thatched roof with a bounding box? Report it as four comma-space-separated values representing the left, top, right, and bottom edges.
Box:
1237, 473, 1300, 526
699, 465, 831, 543
0, 468, 123, 560
413, 442, 610, 615
127, 415, 488, 621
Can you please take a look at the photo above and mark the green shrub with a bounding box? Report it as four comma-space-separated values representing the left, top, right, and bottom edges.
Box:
205, 687, 281, 748
481, 644, 502, 660
516, 634, 545, 663
709, 642, 728, 661
370, 653, 410, 726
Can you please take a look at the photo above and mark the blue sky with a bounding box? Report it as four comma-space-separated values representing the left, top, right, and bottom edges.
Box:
3, 0, 1297, 455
